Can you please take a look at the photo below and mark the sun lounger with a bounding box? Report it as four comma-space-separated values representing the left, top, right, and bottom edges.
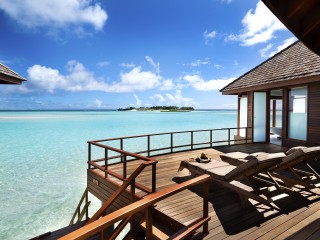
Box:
179, 153, 285, 209
220, 147, 320, 189
269, 147, 320, 188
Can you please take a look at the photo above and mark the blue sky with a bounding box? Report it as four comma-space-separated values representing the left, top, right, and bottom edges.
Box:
0, 0, 295, 110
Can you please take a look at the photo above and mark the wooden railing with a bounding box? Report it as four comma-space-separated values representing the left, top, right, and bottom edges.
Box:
60, 174, 211, 240
86, 142, 158, 228
90, 127, 251, 159
88, 142, 158, 195
70, 127, 250, 237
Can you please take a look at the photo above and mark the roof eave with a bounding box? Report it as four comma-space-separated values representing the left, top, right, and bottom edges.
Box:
262, 0, 320, 56
221, 75, 320, 95
0, 72, 26, 84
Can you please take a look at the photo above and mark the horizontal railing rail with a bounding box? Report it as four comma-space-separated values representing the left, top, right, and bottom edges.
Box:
91, 127, 249, 143
89, 127, 251, 161
60, 174, 211, 240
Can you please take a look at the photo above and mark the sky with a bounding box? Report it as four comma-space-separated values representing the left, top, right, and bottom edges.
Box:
0, 0, 296, 110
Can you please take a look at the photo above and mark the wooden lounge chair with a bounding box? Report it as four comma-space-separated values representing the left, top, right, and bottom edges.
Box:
179, 153, 285, 209
269, 147, 320, 189
220, 147, 320, 190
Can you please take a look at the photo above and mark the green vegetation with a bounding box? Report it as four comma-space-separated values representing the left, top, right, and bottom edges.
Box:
117, 106, 194, 112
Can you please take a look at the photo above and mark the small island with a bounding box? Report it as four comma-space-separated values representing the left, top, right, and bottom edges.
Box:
118, 106, 194, 112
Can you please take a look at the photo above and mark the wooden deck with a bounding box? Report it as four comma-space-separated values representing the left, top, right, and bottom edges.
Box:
101, 143, 320, 239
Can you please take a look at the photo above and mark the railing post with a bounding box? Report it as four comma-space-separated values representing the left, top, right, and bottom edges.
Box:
228, 129, 231, 146
147, 135, 150, 157
130, 178, 136, 233
123, 155, 127, 179
105, 148, 108, 178
191, 131, 194, 150
131, 179, 135, 203
203, 180, 209, 235
120, 138, 124, 162
210, 130, 213, 148
88, 143, 91, 169
152, 162, 156, 193
77, 206, 80, 223
170, 133, 173, 153
85, 189, 89, 220
145, 206, 153, 240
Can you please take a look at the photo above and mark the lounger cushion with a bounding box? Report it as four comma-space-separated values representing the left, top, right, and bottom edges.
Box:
286, 146, 306, 155
220, 152, 266, 166
256, 152, 286, 162
205, 165, 237, 181
302, 146, 320, 154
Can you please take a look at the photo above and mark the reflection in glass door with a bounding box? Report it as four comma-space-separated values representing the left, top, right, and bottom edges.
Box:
253, 92, 267, 142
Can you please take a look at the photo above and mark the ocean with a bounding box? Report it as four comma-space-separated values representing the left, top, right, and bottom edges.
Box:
0, 110, 237, 239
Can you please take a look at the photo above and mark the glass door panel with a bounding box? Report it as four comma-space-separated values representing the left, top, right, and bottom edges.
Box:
254, 92, 267, 142
239, 97, 247, 137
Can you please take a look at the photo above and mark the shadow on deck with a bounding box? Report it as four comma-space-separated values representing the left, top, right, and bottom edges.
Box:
172, 173, 319, 237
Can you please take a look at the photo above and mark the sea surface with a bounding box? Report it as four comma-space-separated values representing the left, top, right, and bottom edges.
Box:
0, 110, 238, 239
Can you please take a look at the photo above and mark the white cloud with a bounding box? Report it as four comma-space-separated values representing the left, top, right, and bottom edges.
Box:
150, 90, 195, 107
213, 64, 223, 69
222, 0, 233, 3
94, 99, 103, 108
145, 56, 160, 74
0, 0, 107, 32
150, 94, 165, 104
97, 61, 110, 67
26, 61, 162, 93
203, 30, 217, 44
267, 37, 297, 57
159, 79, 176, 91
116, 67, 161, 92
120, 63, 136, 68
259, 44, 273, 57
225, 1, 286, 46
190, 59, 210, 67
133, 94, 142, 107
27, 60, 107, 93
183, 74, 235, 91
166, 90, 195, 107
181, 58, 211, 67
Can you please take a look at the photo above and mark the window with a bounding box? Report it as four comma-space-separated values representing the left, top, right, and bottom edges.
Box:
288, 87, 307, 140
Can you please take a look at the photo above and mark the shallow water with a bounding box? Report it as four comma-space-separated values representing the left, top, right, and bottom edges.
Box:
0, 110, 237, 239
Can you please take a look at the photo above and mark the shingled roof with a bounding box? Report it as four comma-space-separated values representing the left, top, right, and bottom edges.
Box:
221, 41, 320, 95
0, 63, 26, 84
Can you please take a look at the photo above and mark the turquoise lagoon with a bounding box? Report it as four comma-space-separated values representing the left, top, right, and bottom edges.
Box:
0, 110, 237, 239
